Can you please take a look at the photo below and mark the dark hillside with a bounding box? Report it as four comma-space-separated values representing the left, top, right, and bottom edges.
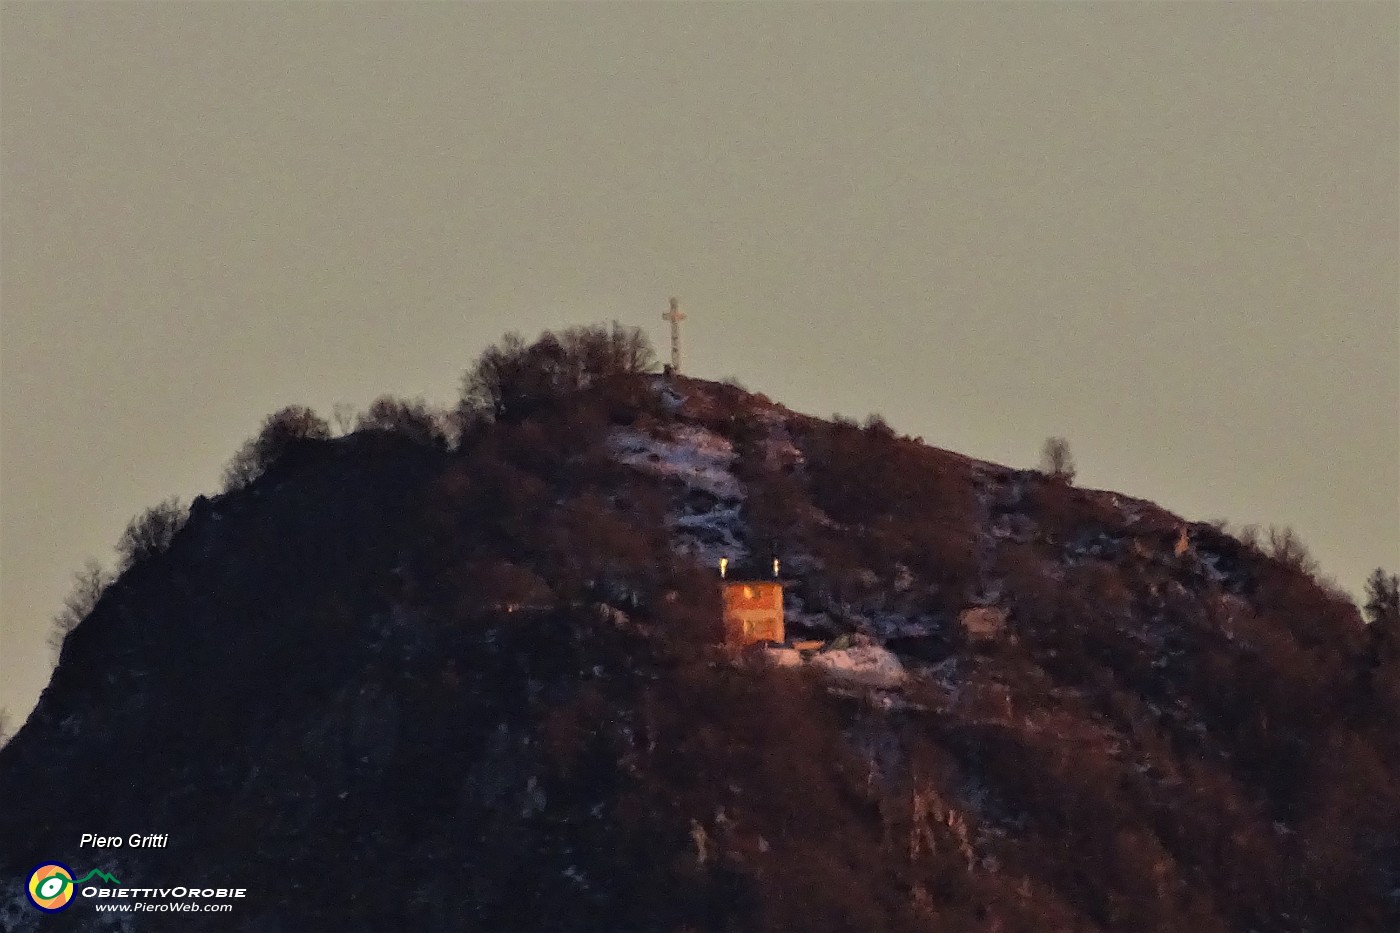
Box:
2, 372, 1397, 932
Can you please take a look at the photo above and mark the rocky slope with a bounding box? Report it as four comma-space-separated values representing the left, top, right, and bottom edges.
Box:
2, 374, 1396, 932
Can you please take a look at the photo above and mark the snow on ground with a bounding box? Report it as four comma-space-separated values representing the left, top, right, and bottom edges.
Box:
1197, 550, 1227, 585
784, 605, 839, 634
673, 504, 748, 569
921, 657, 963, 697
609, 426, 742, 501
809, 644, 907, 689
866, 612, 938, 640
762, 647, 805, 668
609, 424, 749, 567
657, 383, 687, 412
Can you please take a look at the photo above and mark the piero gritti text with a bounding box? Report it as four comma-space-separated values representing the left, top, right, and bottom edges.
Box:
80, 833, 169, 849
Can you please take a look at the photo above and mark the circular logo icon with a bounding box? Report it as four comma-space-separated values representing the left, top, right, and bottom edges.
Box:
27, 863, 76, 912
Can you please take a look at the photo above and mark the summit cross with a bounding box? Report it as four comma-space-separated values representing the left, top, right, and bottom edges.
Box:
662, 296, 686, 373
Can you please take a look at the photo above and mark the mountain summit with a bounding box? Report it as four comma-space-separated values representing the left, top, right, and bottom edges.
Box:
3, 350, 1397, 932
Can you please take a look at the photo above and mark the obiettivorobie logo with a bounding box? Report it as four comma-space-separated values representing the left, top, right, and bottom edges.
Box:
24, 861, 247, 914
26, 863, 121, 912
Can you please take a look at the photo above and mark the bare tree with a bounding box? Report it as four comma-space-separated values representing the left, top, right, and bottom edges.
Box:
222, 440, 264, 491
1265, 525, 1319, 577
116, 497, 188, 571
1039, 436, 1076, 484
1364, 568, 1399, 628
461, 331, 532, 423
558, 321, 656, 380
223, 405, 332, 491
332, 402, 358, 436
863, 414, 895, 439
0, 707, 11, 748
356, 395, 447, 448
460, 324, 656, 424
1234, 523, 1262, 550
49, 558, 112, 655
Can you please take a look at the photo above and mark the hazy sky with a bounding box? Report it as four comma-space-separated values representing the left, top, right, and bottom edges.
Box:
2, 3, 1396, 727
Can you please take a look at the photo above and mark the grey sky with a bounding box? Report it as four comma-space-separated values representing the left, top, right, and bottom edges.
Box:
3, 3, 1396, 726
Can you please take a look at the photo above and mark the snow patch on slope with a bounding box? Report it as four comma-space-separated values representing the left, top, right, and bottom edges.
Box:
809, 644, 907, 689
674, 504, 748, 568
609, 425, 748, 567
609, 426, 742, 501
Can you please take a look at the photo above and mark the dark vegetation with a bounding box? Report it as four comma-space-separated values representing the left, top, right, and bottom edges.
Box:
47, 559, 112, 656
355, 395, 450, 449
2, 324, 1396, 932
459, 322, 656, 425
222, 404, 332, 491
1039, 436, 1076, 484
114, 496, 188, 570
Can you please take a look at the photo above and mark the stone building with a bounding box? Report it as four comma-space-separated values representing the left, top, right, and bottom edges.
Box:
718, 557, 784, 646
